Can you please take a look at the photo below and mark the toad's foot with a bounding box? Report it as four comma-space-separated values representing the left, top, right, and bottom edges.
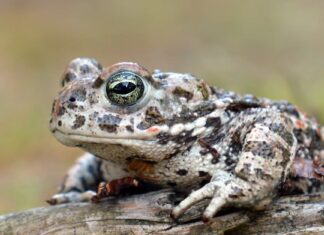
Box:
47, 190, 96, 205
171, 171, 272, 222
91, 177, 140, 203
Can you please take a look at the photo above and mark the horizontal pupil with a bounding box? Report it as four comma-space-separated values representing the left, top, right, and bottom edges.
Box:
112, 82, 136, 94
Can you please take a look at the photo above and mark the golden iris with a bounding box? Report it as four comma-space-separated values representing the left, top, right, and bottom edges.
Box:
106, 71, 145, 106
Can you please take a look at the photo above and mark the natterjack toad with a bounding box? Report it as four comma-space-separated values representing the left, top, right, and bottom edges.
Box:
49, 58, 324, 221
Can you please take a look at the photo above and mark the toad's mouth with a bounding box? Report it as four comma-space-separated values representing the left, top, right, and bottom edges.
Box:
52, 128, 171, 162
52, 128, 156, 147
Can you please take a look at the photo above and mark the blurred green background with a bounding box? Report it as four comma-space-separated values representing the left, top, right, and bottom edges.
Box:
0, 0, 323, 214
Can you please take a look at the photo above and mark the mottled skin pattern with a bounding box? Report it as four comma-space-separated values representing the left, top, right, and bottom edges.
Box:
49, 58, 324, 221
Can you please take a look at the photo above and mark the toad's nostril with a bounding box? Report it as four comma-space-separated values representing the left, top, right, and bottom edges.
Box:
69, 97, 76, 102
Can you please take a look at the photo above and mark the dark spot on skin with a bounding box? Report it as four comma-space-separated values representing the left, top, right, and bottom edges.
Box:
224, 154, 236, 166
195, 101, 217, 116
92, 76, 104, 88
273, 102, 300, 119
51, 101, 56, 114
199, 149, 210, 155
156, 132, 171, 145
62, 72, 76, 86
72, 115, 86, 129
286, 105, 300, 118
309, 128, 324, 156
88, 91, 98, 104
80, 64, 90, 74
209, 86, 219, 96
197, 82, 209, 100
167, 181, 177, 187
155, 73, 169, 79
70, 88, 87, 102
99, 125, 117, 133
211, 154, 220, 164
126, 125, 134, 132
255, 168, 264, 179
242, 163, 251, 173
269, 123, 294, 146
244, 141, 275, 159
67, 102, 78, 110
205, 117, 221, 128
166, 106, 197, 126
226, 100, 262, 112
56, 105, 66, 117
98, 114, 122, 133
176, 169, 188, 176
172, 131, 197, 145
276, 142, 292, 167
255, 168, 274, 181
283, 132, 295, 147
156, 130, 197, 146
137, 121, 152, 130
100, 114, 122, 125
198, 138, 220, 164
229, 186, 245, 198
146, 106, 165, 124
172, 86, 194, 101
183, 78, 190, 83
143, 75, 161, 89
91, 59, 102, 70
198, 171, 209, 177
295, 146, 310, 159
203, 132, 225, 146
69, 97, 76, 102
137, 107, 165, 130
230, 130, 243, 155
58, 121, 62, 126
293, 129, 304, 144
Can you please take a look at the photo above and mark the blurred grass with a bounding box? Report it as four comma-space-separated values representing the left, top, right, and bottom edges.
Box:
0, 0, 323, 213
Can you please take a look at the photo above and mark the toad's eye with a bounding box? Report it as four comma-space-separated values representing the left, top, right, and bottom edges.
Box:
106, 71, 145, 106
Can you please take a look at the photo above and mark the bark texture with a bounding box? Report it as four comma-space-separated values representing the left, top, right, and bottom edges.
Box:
0, 190, 323, 235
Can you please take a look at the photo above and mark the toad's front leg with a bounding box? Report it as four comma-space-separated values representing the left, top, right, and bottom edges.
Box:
172, 110, 297, 221
48, 153, 130, 204
47, 153, 103, 204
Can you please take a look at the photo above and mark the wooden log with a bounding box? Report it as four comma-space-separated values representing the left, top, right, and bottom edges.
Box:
0, 189, 323, 235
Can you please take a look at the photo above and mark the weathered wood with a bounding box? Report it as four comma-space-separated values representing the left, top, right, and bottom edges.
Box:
0, 190, 323, 235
